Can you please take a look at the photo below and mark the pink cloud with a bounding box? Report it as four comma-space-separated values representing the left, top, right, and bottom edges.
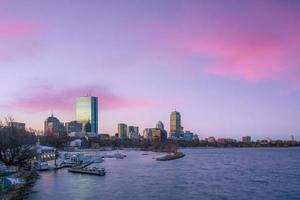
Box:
0, 20, 37, 38
0, 16, 43, 62
12, 85, 165, 112
149, 1, 300, 88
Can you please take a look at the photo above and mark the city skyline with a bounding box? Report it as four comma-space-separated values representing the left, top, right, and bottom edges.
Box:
1, 0, 300, 139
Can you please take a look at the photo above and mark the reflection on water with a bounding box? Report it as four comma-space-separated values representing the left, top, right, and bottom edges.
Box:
29, 148, 300, 200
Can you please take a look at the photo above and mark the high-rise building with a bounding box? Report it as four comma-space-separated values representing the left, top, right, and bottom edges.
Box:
128, 126, 139, 139
170, 111, 183, 138
76, 96, 98, 134
156, 121, 164, 130
118, 123, 127, 139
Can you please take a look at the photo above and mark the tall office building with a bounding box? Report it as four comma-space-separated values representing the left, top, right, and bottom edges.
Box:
128, 126, 139, 139
170, 110, 183, 138
76, 96, 98, 134
118, 123, 128, 139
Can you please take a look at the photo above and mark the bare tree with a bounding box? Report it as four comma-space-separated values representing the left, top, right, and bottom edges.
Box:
0, 117, 36, 167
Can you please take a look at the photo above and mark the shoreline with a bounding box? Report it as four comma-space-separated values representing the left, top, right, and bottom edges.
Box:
0, 170, 39, 200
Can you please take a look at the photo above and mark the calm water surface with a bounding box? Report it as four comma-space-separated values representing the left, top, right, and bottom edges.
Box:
28, 148, 300, 200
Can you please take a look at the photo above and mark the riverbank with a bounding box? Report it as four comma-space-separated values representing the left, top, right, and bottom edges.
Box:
0, 170, 38, 200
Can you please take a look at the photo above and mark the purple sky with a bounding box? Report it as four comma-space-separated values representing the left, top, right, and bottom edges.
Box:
1, 0, 300, 139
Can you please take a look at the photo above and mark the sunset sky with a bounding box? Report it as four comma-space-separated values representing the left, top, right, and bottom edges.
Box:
1, 0, 300, 139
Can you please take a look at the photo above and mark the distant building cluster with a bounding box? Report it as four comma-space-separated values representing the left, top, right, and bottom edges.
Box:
44, 96, 99, 137
8, 95, 296, 148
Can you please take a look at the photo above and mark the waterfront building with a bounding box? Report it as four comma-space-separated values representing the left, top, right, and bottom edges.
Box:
118, 123, 128, 139
183, 131, 194, 141
217, 138, 237, 144
65, 121, 83, 134
35, 139, 57, 162
151, 128, 167, 142
7, 122, 25, 130
207, 136, 217, 143
99, 133, 110, 140
76, 96, 98, 134
70, 139, 83, 147
143, 128, 167, 142
44, 114, 66, 137
170, 110, 183, 138
143, 128, 153, 139
242, 136, 251, 144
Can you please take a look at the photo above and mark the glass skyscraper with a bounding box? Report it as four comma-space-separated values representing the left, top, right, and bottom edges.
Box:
76, 96, 98, 134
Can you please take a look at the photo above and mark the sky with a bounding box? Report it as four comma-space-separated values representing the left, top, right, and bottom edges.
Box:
0, 0, 300, 140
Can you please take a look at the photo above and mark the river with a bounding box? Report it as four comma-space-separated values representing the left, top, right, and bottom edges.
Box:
28, 148, 300, 200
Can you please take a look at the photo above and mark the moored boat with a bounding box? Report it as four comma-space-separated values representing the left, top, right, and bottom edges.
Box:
68, 167, 106, 176
156, 152, 185, 161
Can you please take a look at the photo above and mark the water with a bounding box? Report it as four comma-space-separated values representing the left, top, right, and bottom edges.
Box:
28, 148, 300, 200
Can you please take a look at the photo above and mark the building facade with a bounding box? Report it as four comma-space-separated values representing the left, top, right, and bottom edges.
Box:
118, 123, 128, 139
143, 128, 167, 142
156, 121, 164, 130
76, 96, 98, 134
170, 111, 183, 138
242, 136, 251, 144
183, 131, 194, 141
128, 126, 139, 139
65, 121, 83, 134
44, 114, 66, 137
8, 122, 26, 130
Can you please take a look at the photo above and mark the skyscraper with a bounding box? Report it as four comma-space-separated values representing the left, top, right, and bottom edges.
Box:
76, 96, 98, 134
170, 111, 183, 138
128, 126, 139, 139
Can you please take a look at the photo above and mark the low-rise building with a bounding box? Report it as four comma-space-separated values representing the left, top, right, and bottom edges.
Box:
99, 133, 110, 140
183, 131, 194, 141
242, 136, 251, 144
207, 136, 217, 143
8, 122, 26, 130
65, 121, 83, 134
217, 138, 237, 144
